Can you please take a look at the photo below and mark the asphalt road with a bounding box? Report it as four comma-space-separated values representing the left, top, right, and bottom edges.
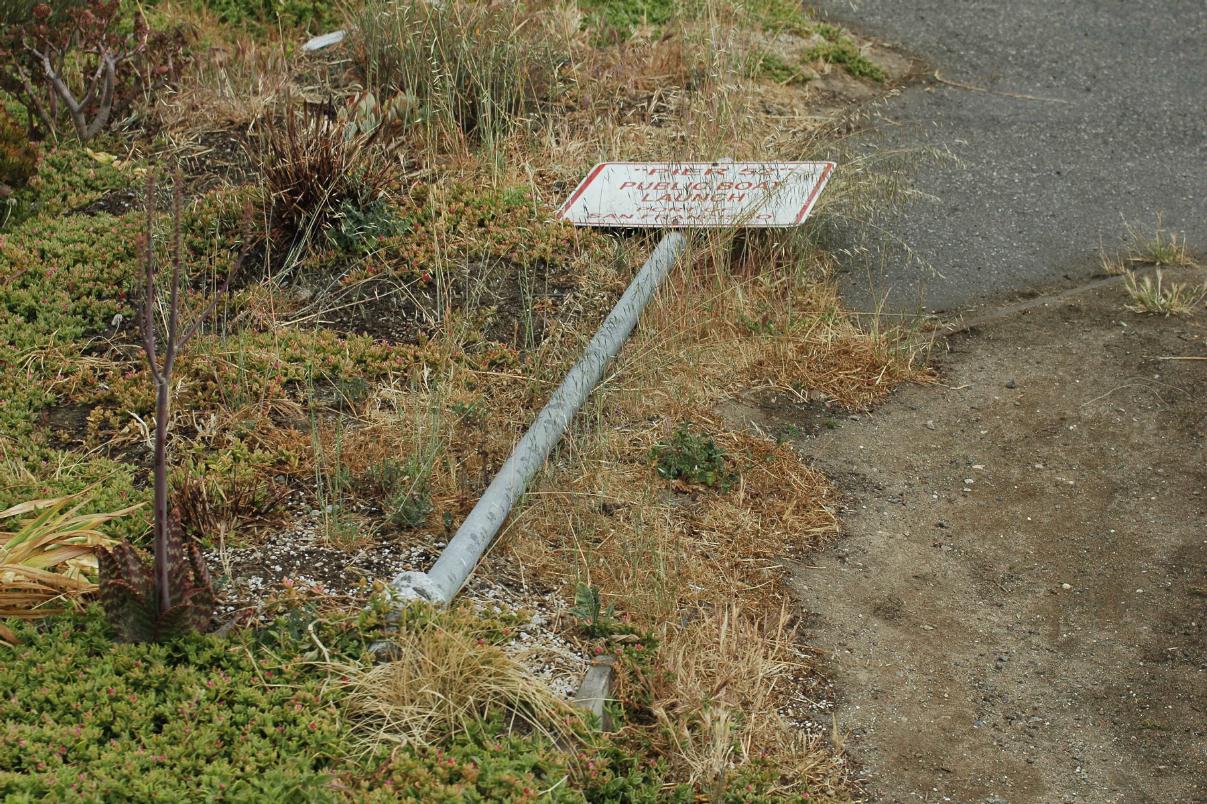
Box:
810, 0, 1207, 313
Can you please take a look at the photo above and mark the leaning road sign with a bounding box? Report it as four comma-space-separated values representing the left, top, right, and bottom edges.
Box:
555, 161, 835, 228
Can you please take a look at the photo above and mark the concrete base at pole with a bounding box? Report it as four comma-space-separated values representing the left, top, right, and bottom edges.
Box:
572, 655, 617, 731
387, 571, 444, 605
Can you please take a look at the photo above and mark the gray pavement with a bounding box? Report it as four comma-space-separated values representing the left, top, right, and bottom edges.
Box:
811, 0, 1207, 313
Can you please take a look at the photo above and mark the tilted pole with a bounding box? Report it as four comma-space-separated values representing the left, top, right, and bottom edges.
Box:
391, 231, 687, 605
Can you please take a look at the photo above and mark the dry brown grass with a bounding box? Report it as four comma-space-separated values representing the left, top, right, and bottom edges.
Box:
335, 607, 581, 748
1123, 215, 1199, 269
158, 47, 290, 135
1101, 217, 1203, 315
644, 604, 850, 797
1123, 268, 1207, 317
480, 233, 927, 794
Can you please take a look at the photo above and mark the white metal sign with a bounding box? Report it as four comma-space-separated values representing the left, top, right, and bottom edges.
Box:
555, 161, 835, 228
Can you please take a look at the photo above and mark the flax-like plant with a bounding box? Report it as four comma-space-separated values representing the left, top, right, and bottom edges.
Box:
259, 106, 390, 252
0, 494, 140, 632
97, 171, 248, 642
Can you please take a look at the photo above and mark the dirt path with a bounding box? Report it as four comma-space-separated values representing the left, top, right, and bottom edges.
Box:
727, 271, 1206, 801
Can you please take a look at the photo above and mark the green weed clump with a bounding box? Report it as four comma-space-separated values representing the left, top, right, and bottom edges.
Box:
327, 195, 408, 255
742, 0, 815, 34
362, 455, 436, 530
578, 0, 676, 38
651, 425, 737, 490
571, 583, 618, 638
805, 34, 887, 81
753, 52, 810, 85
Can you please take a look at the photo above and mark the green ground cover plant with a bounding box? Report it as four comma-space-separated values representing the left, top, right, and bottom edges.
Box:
0, 610, 511, 799
0, 604, 687, 801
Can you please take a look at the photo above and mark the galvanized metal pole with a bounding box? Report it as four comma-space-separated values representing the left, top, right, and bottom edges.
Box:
391, 231, 687, 604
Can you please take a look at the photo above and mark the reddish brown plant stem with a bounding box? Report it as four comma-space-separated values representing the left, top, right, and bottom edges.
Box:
139, 169, 246, 617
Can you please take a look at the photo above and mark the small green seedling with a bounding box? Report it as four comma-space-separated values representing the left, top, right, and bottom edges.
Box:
572, 582, 618, 638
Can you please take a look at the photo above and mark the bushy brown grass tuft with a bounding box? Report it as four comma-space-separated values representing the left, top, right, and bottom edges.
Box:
1123, 268, 1207, 317
336, 607, 581, 748
258, 107, 393, 253
1123, 215, 1199, 269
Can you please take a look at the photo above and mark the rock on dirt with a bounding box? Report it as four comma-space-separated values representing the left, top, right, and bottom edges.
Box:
730, 269, 1206, 801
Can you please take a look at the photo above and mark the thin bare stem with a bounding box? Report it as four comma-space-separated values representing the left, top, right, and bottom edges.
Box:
140, 172, 161, 384
163, 173, 183, 373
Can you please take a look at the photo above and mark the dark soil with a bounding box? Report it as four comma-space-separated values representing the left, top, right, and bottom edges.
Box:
175, 128, 258, 190
39, 403, 93, 449
728, 268, 1207, 801
74, 188, 143, 217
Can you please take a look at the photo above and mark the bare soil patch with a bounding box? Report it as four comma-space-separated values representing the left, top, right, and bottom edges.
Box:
725, 268, 1206, 801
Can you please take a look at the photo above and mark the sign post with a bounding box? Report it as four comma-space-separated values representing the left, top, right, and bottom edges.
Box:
390, 161, 834, 606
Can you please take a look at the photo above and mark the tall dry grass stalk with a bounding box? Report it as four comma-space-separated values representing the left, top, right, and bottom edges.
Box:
345, 0, 576, 153
154, 27, 294, 132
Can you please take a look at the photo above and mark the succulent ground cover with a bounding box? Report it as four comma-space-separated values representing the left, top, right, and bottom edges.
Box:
0, 0, 929, 798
